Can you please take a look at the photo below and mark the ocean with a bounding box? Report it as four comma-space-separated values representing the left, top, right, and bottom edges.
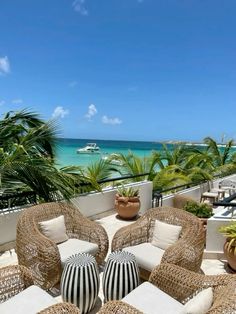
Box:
55, 138, 165, 168
55, 138, 236, 168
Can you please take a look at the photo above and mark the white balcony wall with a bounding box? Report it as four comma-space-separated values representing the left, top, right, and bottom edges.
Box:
206, 211, 236, 253
71, 181, 153, 217
0, 208, 25, 252
162, 186, 201, 207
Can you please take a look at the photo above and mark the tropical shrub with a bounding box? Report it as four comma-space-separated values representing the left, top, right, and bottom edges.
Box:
183, 201, 213, 218
117, 185, 139, 197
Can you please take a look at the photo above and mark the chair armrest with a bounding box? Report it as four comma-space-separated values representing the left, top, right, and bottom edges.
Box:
207, 282, 236, 313
112, 217, 151, 251
72, 215, 109, 265
17, 229, 61, 289
97, 301, 143, 314
38, 302, 80, 313
0, 265, 34, 303
161, 236, 204, 272
149, 263, 234, 303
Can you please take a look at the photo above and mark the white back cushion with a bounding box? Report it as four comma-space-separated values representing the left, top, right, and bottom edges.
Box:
39, 215, 68, 244
151, 220, 182, 250
181, 287, 213, 314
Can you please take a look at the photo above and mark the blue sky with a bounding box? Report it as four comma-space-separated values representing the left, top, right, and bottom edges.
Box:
0, 0, 236, 142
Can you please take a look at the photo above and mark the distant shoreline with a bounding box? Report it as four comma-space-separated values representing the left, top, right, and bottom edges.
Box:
57, 137, 236, 148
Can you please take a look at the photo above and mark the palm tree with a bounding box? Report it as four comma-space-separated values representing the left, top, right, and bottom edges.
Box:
0, 109, 57, 158
110, 151, 157, 182
79, 159, 112, 191
203, 136, 236, 176
0, 109, 80, 201
150, 144, 212, 190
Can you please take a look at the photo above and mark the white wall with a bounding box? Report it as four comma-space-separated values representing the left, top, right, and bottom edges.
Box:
206, 208, 236, 253
0, 208, 24, 251
162, 186, 201, 207
71, 180, 153, 217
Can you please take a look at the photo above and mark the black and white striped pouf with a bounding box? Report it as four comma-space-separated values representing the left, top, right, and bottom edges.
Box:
103, 250, 140, 302
61, 253, 99, 314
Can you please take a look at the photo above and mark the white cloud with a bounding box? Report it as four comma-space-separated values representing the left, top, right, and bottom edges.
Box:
0, 100, 5, 106
102, 115, 122, 125
0, 56, 10, 75
85, 104, 97, 120
72, 0, 88, 15
12, 99, 23, 104
69, 80, 78, 87
52, 106, 69, 119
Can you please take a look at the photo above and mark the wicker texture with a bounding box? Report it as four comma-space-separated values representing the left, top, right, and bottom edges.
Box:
0, 265, 80, 313
38, 302, 80, 313
97, 300, 143, 314
98, 263, 236, 314
16, 201, 108, 289
173, 194, 198, 209
0, 265, 33, 303
112, 206, 205, 277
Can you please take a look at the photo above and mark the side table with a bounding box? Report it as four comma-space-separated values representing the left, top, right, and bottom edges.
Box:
61, 253, 99, 314
103, 250, 139, 302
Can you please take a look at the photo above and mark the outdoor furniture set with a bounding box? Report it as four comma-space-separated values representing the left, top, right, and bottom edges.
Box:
0, 201, 235, 313
200, 179, 236, 204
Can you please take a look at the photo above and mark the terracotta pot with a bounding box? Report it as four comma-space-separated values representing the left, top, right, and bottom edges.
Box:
115, 194, 140, 220
223, 240, 236, 272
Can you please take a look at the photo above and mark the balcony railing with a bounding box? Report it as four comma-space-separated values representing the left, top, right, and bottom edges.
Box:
0, 172, 149, 212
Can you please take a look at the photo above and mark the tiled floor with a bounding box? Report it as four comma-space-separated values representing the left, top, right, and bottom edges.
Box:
0, 212, 230, 313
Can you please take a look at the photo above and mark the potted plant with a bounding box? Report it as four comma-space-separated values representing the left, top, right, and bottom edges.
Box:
183, 201, 213, 226
219, 222, 236, 272
115, 186, 140, 220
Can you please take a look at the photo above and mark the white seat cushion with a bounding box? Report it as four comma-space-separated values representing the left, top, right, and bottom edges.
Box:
57, 238, 99, 266
122, 282, 183, 314
0, 285, 57, 314
181, 287, 213, 314
123, 242, 164, 271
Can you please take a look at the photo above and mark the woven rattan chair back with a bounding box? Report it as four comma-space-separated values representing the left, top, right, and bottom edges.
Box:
16, 201, 108, 289
112, 206, 205, 279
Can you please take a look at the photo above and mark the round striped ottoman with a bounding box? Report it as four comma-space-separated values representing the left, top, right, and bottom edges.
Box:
103, 251, 140, 302
61, 253, 99, 314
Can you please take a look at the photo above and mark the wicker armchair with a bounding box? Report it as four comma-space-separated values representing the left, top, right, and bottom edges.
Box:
16, 201, 108, 289
0, 265, 80, 313
112, 206, 205, 279
98, 263, 236, 314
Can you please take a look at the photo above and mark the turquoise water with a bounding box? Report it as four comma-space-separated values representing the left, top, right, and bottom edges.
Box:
55, 138, 164, 167
56, 138, 236, 168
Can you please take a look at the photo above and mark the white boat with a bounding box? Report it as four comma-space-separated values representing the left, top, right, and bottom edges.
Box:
77, 143, 100, 154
